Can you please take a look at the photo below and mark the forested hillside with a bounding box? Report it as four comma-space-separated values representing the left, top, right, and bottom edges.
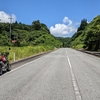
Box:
0, 20, 62, 47
56, 37, 71, 47
1, 15, 100, 52
71, 15, 100, 51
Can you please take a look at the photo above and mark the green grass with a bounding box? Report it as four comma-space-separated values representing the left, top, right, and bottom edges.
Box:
0, 46, 54, 62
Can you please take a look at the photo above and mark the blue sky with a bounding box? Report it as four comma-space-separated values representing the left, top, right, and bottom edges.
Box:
0, 0, 100, 37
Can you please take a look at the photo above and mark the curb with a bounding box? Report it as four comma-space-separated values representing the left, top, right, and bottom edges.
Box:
78, 50, 100, 57
10, 49, 57, 65
10, 50, 52, 65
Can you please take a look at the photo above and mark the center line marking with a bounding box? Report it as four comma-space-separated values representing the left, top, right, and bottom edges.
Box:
66, 51, 82, 100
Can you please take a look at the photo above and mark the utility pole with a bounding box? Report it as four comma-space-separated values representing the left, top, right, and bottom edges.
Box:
8, 16, 13, 50
8, 16, 13, 43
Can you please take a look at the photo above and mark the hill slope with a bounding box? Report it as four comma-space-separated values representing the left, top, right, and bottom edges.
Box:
0, 20, 62, 48
71, 15, 100, 51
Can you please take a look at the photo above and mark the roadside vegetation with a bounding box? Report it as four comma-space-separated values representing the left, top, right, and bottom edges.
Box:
1, 15, 100, 62
0, 46, 54, 62
0, 20, 62, 61
70, 15, 100, 51
60, 15, 100, 51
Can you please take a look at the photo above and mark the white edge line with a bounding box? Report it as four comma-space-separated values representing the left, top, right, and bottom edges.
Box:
66, 51, 82, 100
11, 60, 35, 72
3, 58, 39, 76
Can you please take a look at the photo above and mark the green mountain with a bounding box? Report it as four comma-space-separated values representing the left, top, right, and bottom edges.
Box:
71, 15, 100, 51
0, 20, 62, 48
56, 37, 71, 47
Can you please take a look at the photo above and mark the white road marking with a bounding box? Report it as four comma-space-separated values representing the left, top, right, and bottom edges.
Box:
1, 58, 40, 76
66, 51, 82, 100
11, 60, 35, 72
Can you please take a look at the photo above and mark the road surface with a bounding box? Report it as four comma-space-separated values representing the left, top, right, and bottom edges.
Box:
0, 48, 100, 100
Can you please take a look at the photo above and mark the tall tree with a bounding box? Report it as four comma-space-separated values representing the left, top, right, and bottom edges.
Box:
77, 19, 88, 31
32, 20, 41, 30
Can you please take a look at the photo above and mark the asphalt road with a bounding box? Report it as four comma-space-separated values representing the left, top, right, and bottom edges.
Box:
0, 48, 100, 100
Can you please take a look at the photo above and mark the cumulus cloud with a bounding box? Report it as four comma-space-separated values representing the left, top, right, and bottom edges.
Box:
50, 17, 78, 37
87, 20, 90, 23
0, 11, 16, 23
63, 17, 72, 25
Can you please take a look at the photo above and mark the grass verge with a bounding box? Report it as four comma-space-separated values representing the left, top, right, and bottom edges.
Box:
0, 45, 54, 62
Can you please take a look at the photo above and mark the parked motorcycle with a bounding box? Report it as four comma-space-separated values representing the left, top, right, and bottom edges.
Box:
0, 52, 11, 75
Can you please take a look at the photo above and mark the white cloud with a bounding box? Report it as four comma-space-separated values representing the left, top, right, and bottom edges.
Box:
50, 17, 77, 37
87, 20, 90, 23
63, 17, 72, 25
0, 11, 16, 23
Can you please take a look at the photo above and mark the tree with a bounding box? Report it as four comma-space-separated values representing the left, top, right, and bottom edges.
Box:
0, 20, 62, 47
32, 20, 41, 30
77, 19, 88, 31
71, 15, 100, 51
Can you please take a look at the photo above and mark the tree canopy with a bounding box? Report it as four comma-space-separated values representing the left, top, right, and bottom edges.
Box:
0, 20, 62, 48
70, 15, 100, 51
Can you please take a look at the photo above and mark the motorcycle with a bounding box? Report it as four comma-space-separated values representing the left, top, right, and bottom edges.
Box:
0, 52, 11, 75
